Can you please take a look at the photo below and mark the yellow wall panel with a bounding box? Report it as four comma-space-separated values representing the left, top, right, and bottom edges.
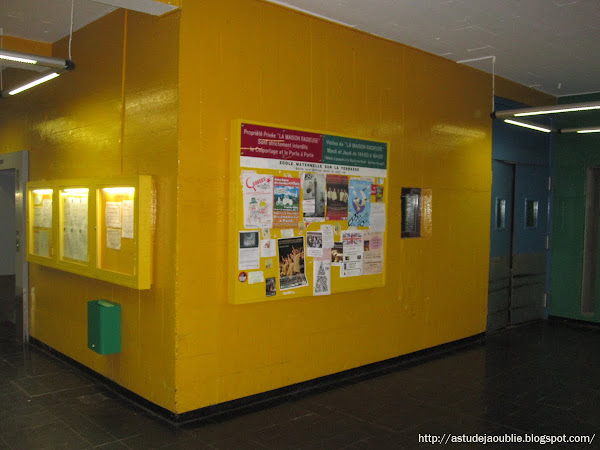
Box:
177, 0, 495, 413
0, 10, 179, 411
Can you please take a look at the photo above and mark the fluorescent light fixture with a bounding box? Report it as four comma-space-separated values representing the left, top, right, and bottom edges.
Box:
577, 129, 600, 134
62, 188, 89, 194
103, 187, 135, 194
504, 119, 552, 133
495, 101, 600, 119
0, 54, 37, 64
516, 105, 600, 117
8, 73, 60, 96
0, 49, 75, 98
33, 189, 53, 195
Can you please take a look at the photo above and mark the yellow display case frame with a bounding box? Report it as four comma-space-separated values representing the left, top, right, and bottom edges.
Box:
26, 176, 153, 290
229, 119, 389, 305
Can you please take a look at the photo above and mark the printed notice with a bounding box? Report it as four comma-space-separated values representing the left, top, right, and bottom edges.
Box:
239, 231, 260, 270
363, 232, 384, 275
260, 239, 276, 258
313, 259, 331, 296
370, 203, 386, 232
248, 271, 265, 285
302, 173, 326, 222
326, 174, 349, 220
320, 224, 335, 250
34, 229, 50, 257
122, 200, 134, 239
243, 174, 273, 229
106, 228, 122, 250
331, 241, 343, 266
341, 230, 364, 277
306, 231, 323, 258
105, 202, 122, 229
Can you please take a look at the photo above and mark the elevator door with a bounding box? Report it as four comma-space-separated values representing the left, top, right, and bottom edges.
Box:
0, 169, 17, 324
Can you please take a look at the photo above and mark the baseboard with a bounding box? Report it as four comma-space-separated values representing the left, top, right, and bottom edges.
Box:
30, 332, 485, 425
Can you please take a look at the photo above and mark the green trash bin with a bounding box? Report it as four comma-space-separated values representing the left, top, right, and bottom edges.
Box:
88, 300, 121, 355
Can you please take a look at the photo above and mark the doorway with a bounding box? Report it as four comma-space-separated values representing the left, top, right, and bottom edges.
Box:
0, 151, 29, 342
488, 160, 549, 331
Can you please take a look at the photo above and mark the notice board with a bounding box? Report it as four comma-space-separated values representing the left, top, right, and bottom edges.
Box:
229, 120, 389, 304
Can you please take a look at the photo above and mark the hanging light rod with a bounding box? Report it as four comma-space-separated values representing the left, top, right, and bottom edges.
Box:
493, 101, 600, 119
0, 49, 74, 70
503, 119, 553, 133
0, 49, 75, 98
560, 127, 600, 134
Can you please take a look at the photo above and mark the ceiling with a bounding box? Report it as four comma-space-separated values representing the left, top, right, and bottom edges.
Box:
2, 0, 600, 98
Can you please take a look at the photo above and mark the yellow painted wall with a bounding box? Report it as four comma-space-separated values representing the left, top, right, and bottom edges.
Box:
2, 35, 53, 56
0, 10, 179, 411
175, 0, 521, 413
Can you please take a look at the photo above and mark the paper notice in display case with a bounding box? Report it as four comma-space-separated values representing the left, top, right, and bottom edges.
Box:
341, 230, 363, 277
34, 230, 50, 257
105, 202, 122, 229
122, 200, 134, 239
106, 228, 122, 250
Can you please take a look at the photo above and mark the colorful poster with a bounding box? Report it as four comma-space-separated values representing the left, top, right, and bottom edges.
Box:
266, 277, 276, 297
341, 230, 364, 277
326, 174, 349, 220
242, 174, 273, 228
306, 231, 323, 258
331, 242, 343, 266
239, 231, 260, 270
278, 236, 307, 290
313, 259, 331, 296
363, 232, 384, 275
348, 179, 371, 227
273, 177, 300, 228
302, 173, 326, 221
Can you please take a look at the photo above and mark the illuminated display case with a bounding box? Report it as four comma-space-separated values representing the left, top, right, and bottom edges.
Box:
27, 186, 54, 262
26, 176, 153, 290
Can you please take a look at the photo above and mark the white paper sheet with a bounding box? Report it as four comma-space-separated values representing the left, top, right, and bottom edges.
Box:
35, 230, 50, 257
248, 271, 265, 285
370, 203, 386, 232
106, 228, 122, 250
260, 239, 276, 258
122, 200, 134, 239
239, 231, 260, 270
105, 202, 122, 229
320, 224, 334, 249
313, 259, 331, 296
306, 231, 323, 258
363, 231, 384, 275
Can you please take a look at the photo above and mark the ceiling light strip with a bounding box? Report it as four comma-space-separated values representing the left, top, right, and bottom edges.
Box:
8, 73, 60, 96
495, 101, 600, 118
504, 119, 552, 133
0, 49, 72, 70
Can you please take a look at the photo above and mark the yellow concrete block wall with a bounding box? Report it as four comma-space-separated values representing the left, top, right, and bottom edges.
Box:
0, 10, 179, 412
176, 0, 553, 413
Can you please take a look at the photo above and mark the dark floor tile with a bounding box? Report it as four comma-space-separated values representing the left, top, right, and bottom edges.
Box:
117, 422, 195, 449
94, 441, 131, 449
2, 421, 91, 449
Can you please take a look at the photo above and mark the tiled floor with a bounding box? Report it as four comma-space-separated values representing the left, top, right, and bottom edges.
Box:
1, 320, 599, 449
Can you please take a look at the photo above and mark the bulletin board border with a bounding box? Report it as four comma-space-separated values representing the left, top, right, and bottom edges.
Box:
229, 119, 391, 305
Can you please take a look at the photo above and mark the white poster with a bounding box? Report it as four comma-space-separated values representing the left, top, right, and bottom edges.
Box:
34, 230, 50, 257
313, 259, 331, 296
239, 231, 260, 270
242, 174, 273, 229
341, 230, 364, 277
370, 203, 386, 232
106, 228, 122, 250
248, 271, 265, 285
363, 232, 384, 275
122, 200, 134, 239
260, 239, 276, 258
105, 202, 122, 229
320, 224, 335, 250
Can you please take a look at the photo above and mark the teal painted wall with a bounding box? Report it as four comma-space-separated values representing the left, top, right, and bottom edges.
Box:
550, 93, 600, 321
